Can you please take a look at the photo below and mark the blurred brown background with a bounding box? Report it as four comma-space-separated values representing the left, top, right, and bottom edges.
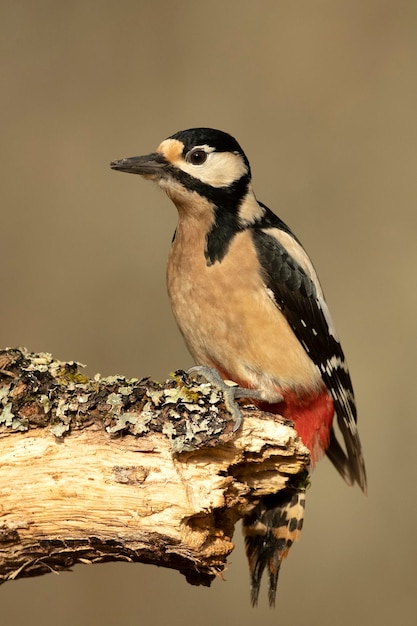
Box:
1, 1, 416, 624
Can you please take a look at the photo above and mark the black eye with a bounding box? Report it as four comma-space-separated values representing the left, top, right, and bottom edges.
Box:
188, 149, 207, 165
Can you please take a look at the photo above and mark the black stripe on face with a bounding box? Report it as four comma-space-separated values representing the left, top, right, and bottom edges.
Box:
168, 165, 250, 208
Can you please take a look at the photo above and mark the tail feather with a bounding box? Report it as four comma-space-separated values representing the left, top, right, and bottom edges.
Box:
326, 424, 367, 493
243, 486, 306, 607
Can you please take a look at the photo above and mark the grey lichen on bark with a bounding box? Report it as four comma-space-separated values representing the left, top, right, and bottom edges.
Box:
0, 348, 309, 587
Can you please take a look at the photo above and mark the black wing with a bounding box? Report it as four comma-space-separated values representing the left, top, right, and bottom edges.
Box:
251, 213, 366, 491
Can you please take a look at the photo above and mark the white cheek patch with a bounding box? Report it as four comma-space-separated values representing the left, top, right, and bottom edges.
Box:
179, 150, 248, 187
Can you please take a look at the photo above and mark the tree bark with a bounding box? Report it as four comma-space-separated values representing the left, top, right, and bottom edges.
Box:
0, 348, 309, 587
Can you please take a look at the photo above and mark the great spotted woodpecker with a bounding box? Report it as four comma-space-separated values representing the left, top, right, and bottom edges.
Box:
111, 127, 367, 606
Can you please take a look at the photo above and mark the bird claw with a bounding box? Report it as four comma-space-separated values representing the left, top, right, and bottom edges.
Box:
187, 366, 263, 432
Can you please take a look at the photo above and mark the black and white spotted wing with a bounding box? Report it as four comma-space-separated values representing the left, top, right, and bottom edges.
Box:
250, 212, 366, 491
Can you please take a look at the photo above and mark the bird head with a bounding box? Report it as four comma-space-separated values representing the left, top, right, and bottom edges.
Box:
110, 127, 252, 210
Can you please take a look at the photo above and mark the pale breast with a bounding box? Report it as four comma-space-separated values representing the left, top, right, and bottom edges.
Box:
167, 225, 321, 402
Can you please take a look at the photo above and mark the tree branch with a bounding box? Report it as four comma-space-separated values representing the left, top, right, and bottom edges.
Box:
0, 348, 309, 587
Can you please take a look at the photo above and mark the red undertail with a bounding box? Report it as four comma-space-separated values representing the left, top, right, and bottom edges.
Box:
259, 388, 335, 463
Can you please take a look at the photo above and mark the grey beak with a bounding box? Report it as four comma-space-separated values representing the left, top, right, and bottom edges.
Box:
110, 152, 169, 176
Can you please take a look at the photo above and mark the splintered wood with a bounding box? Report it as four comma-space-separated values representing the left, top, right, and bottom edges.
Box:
0, 348, 309, 586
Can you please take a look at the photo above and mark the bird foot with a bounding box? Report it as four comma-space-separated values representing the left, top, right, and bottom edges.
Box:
187, 366, 264, 432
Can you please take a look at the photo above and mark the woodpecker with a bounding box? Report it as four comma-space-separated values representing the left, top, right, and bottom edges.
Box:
111, 127, 367, 606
